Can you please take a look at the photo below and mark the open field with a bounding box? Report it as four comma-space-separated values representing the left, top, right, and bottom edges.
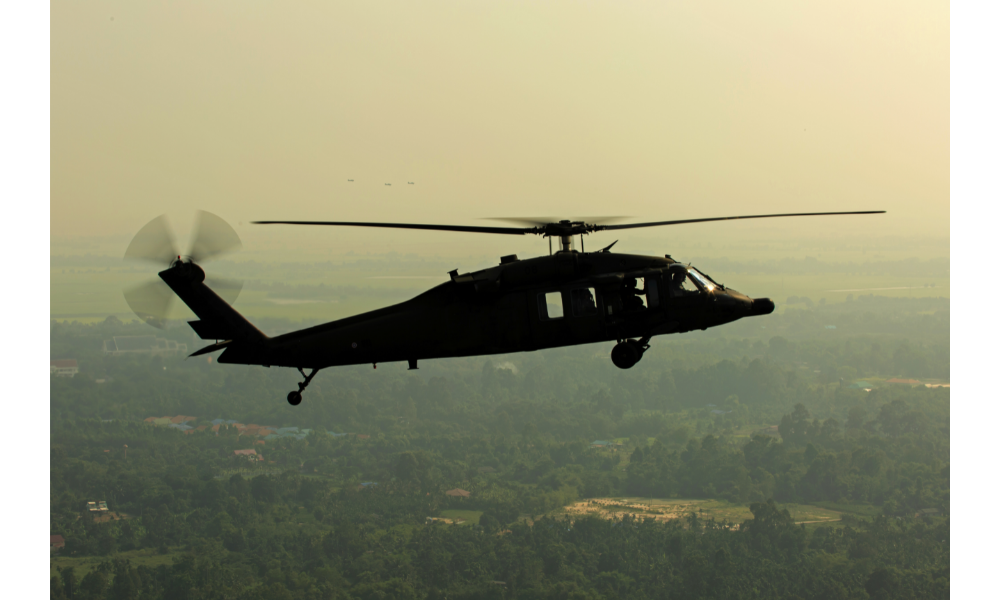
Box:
553, 497, 844, 527
50, 266, 426, 323
51, 249, 949, 323
711, 272, 948, 306
51, 547, 181, 579
436, 509, 482, 525
808, 501, 882, 517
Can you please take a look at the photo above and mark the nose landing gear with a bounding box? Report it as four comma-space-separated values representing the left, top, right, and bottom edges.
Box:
287, 367, 321, 405
611, 337, 650, 369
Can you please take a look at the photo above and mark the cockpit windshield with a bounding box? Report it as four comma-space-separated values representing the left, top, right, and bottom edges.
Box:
687, 268, 716, 292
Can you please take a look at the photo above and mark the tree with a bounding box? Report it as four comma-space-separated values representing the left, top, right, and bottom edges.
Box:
779, 404, 813, 445
58, 566, 77, 600
846, 406, 866, 429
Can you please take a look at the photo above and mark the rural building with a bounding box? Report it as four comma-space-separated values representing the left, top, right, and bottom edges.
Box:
357, 481, 378, 490
50, 359, 79, 378
103, 336, 188, 357
445, 488, 471, 498
87, 501, 109, 513
233, 449, 261, 461
92, 512, 128, 524
886, 378, 922, 385
265, 428, 313, 441
145, 415, 196, 429
590, 440, 622, 449
50, 535, 65, 551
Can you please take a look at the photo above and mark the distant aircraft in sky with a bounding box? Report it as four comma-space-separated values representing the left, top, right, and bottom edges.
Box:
385, 183, 391, 186
348, 179, 354, 182
408, 182, 414, 185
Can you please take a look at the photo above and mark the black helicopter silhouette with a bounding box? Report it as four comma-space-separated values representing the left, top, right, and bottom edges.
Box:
123, 209, 883, 405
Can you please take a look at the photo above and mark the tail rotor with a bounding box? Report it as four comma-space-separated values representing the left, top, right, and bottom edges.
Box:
122, 211, 244, 328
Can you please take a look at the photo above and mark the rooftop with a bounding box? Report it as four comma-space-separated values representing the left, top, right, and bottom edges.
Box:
110, 336, 158, 351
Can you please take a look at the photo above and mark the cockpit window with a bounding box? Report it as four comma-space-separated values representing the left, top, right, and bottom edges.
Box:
688, 268, 716, 292
668, 265, 697, 296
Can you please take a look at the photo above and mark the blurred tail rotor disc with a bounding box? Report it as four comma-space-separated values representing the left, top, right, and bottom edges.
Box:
122, 211, 244, 328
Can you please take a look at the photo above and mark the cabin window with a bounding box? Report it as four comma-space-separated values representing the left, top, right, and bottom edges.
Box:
622, 277, 647, 311
646, 278, 659, 308
570, 288, 598, 317
538, 292, 564, 319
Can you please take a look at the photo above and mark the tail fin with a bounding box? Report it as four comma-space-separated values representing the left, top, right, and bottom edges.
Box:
158, 262, 267, 343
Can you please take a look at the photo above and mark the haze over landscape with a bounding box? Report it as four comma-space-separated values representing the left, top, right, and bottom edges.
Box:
46, 2, 953, 599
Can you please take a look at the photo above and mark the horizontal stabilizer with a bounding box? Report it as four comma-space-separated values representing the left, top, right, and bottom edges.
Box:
189, 340, 231, 357
189, 319, 238, 341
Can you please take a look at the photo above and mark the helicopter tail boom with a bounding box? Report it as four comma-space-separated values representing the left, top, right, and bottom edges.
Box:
159, 262, 268, 344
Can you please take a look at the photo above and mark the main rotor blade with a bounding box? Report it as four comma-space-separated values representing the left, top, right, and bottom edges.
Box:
189, 210, 242, 263
484, 216, 634, 226
252, 220, 534, 235
482, 217, 562, 227
597, 210, 886, 231
123, 279, 175, 329
124, 215, 179, 265
205, 276, 244, 306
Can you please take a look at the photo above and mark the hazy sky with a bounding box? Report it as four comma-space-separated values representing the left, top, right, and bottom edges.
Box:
52, 1, 948, 259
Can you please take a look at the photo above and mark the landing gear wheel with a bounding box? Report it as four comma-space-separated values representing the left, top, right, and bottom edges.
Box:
286, 367, 322, 406
611, 340, 643, 369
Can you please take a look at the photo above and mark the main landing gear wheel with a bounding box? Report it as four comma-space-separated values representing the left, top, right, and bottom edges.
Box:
286, 367, 321, 406
611, 339, 646, 369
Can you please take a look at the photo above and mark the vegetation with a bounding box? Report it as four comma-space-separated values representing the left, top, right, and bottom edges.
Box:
50, 298, 948, 599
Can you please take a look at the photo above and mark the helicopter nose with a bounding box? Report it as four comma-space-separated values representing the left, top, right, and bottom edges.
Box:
749, 298, 775, 316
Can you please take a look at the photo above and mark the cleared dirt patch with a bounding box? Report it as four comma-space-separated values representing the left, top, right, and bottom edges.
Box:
557, 498, 842, 526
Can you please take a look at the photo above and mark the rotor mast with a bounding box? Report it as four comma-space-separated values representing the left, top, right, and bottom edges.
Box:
552, 220, 577, 253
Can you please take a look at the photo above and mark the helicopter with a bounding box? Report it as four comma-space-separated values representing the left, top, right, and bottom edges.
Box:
123, 209, 884, 405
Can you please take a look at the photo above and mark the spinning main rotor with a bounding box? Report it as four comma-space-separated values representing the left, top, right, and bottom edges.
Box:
254, 210, 886, 252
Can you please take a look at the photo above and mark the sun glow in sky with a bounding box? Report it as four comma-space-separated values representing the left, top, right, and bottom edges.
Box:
52, 1, 948, 258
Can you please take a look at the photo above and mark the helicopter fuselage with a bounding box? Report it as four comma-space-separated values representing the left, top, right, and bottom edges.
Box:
170, 250, 774, 370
